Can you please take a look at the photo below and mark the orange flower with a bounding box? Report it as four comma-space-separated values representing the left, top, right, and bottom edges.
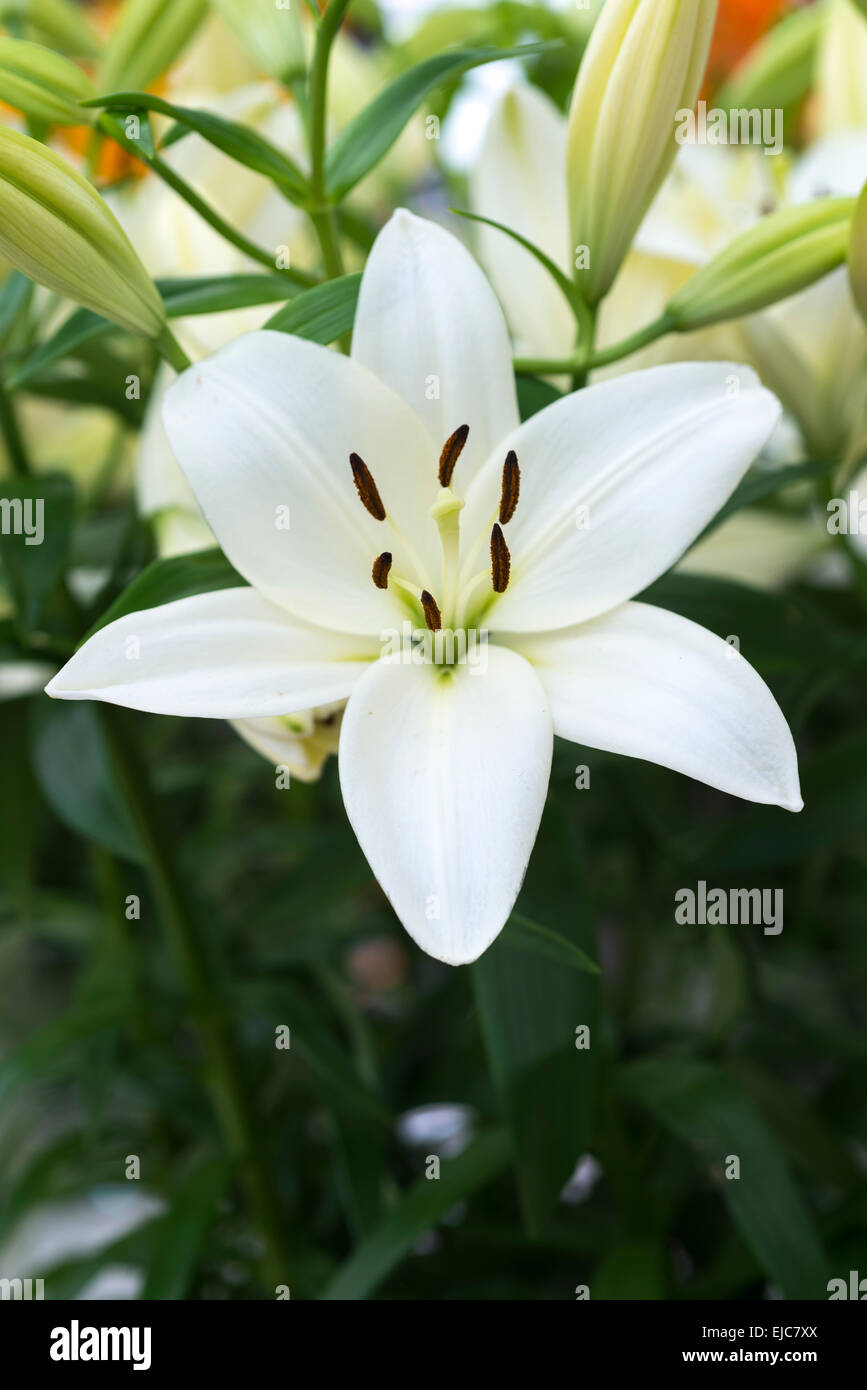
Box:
704, 0, 793, 96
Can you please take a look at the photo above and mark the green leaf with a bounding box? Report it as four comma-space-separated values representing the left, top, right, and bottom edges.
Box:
0, 270, 32, 344
452, 207, 579, 311
8, 276, 298, 386
320, 1129, 510, 1300
0, 694, 40, 907
7, 308, 109, 387
516, 373, 562, 422
0, 473, 75, 630
85, 548, 243, 640
505, 912, 600, 975
593, 1240, 666, 1300
86, 89, 308, 201
142, 1154, 230, 1299
620, 1058, 828, 1299
159, 273, 299, 317
264, 274, 361, 344
473, 802, 600, 1235
30, 696, 144, 861
325, 42, 556, 199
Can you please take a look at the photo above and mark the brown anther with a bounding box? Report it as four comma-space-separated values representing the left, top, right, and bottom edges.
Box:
438, 423, 470, 488
372, 551, 392, 589
350, 452, 386, 521
491, 523, 511, 593
499, 450, 520, 524
421, 590, 442, 631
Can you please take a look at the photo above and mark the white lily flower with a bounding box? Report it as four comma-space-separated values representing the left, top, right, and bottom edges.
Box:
46, 212, 801, 965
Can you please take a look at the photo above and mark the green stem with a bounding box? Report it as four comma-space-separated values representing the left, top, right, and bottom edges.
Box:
307, 0, 350, 293
99, 707, 292, 1294
309, 0, 351, 207
0, 376, 31, 474
154, 324, 192, 374
514, 312, 675, 377
571, 298, 598, 392
97, 114, 319, 291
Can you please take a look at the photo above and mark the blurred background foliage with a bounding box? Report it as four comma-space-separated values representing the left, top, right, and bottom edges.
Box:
0, 0, 865, 1302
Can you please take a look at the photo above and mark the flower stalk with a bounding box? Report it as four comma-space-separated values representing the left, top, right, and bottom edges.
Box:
99, 706, 292, 1293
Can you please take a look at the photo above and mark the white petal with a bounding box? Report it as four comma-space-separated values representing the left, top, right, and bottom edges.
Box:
162, 331, 441, 635
231, 704, 342, 782
351, 209, 519, 483
469, 85, 574, 359
46, 588, 376, 718
338, 644, 552, 965
514, 602, 802, 811
463, 362, 781, 633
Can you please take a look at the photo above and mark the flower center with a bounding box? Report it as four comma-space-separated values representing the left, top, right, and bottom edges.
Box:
348, 427, 521, 642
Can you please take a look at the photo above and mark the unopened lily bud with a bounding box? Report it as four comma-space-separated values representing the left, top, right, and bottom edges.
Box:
99, 0, 207, 95
850, 180, 867, 327
3, 0, 101, 59
667, 197, 855, 331
0, 124, 165, 337
211, 0, 305, 84
566, 0, 717, 304
0, 38, 95, 125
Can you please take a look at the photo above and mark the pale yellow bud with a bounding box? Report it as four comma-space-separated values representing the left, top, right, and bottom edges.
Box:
667, 198, 854, 331
0, 124, 165, 337
566, 0, 717, 303
0, 37, 95, 125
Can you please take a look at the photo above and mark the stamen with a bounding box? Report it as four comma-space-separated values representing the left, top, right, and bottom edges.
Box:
350, 452, 386, 521
499, 451, 520, 524
421, 590, 442, 631
491, 524, 510, 593
438, 424, 470, 488
372, 551, 392, 589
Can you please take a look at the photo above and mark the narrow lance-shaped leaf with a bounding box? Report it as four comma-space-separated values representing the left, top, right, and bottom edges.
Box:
84, 90, 308, 203
325, 42, 558, 200
620, 1058, 829, 1299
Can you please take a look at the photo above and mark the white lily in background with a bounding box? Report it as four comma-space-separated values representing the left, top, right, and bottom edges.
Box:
46, 212, 801, 965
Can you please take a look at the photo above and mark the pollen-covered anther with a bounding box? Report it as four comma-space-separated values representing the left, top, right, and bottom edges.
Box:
491, 523, 511, 594
421, 590, 443, 631
499, 450, 520, 524
372, 551, 392, 589
438, 423, 470, 488
350, 452, 386, 521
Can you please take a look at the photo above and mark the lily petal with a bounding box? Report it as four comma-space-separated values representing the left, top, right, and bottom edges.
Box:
514, 602, 802, 811
351, 209, 519, 483
162, 331, 440, 635
338, 645, 552, 964
469, 85, 574, 360
46, 588, 376, 718
463, 362, 781, 633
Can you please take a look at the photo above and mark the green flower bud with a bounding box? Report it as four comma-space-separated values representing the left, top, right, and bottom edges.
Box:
99, 0, 207, 95
566, 0, 717, 304
0, 124, 165, 337
0, 37, 95, 125
0, 0, 102, 59
667, 197, 855, 331
850, 180, 867, 327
